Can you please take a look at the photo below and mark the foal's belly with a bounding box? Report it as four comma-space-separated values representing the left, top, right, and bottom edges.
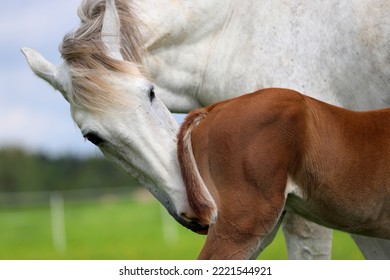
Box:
284, 195, 336, 230
284, 195, 390, 239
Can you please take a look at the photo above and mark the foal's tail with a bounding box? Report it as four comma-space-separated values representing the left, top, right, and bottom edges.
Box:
177, 109, 218, 226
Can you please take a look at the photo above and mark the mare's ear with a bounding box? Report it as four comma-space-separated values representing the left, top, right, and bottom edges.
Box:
102, 0, 123, 60
21, 48, 70, 102
21, 47, 58, 87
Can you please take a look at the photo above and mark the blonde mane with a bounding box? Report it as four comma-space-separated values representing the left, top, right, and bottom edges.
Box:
60, 0, 147, 112
177, 108, 218, 226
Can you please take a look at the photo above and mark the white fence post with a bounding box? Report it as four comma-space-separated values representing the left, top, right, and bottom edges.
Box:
50, 192, 66, 254
160, 205, 178, 244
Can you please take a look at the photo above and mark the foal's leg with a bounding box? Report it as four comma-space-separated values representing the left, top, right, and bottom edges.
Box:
198, 208, 285, 259
198, 223, 262, 259
282, 213, 332, 259
251, 211, 286, 259
197, 182, 286, 259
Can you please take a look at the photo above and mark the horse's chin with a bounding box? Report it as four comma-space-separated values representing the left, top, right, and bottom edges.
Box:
171, 213, 209, 234
183, 220, 209, 235
188, 220, 209, 235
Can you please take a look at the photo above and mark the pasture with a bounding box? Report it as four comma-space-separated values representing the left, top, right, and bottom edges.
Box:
0, 194, 363, 260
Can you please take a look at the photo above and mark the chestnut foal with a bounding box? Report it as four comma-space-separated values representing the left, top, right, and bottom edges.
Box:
178, 88, 390, 259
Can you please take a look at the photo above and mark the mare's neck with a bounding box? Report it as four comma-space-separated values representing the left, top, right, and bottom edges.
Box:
136, 0, 233, 113
136, 0, 390, 113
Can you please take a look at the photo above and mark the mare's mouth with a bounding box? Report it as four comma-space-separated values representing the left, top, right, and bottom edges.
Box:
187, 220, 209, 235
173, 215, 209, 235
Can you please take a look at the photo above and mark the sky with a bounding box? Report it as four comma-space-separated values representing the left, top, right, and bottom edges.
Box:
0, 0, 185, 157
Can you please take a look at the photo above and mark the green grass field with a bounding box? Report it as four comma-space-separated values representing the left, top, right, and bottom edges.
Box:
0, 197, 363, 260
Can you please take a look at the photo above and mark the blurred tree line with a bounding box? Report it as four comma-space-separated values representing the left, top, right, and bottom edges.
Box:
0, 147, 138, 193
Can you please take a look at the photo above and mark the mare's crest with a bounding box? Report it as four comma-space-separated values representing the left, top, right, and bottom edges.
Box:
22, 0, 203, 233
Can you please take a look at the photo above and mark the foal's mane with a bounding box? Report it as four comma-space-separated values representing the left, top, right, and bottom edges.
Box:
60, 0, 146, 111
177, 109, 218, 225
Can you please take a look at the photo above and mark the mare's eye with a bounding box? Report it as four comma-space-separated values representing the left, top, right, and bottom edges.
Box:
84, 132, 105, 146
149, 86, 156, 102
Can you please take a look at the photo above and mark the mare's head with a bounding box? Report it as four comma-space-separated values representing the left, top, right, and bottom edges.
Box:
22, 0, 204, 232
